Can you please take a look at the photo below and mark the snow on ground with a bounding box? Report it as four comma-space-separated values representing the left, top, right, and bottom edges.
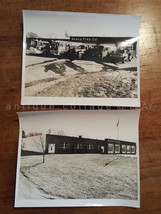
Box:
19, 153, 138, 200
24, 56, 138, 98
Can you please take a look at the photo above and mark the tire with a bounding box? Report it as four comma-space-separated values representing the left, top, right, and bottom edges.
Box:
128, 54, 132, 61
122, 57, 125, 63
43, 49, 49, 56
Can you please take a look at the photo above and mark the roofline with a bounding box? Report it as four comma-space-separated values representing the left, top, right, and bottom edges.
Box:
46, 134, 136, 144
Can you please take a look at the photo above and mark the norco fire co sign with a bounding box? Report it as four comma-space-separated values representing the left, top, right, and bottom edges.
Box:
70, 37, 99, 43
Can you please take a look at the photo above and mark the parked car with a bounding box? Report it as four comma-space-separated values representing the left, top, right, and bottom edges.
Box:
75, 45, 88, 59
107, 49, 133, 64
92, 45, 109, 59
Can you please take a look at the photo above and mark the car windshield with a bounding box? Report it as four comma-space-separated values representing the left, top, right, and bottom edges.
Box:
78, 45, 85, 49
94, 46, 103, 50
117, 49, 124, 54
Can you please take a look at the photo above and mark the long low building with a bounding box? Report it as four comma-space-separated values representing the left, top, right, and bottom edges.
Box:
45, 134, 136, 155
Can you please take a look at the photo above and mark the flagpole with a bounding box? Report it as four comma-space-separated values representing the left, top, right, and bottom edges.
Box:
117, 118, 119, 140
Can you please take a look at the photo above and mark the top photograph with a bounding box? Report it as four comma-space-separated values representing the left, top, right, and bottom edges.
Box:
21, 10, 140, 106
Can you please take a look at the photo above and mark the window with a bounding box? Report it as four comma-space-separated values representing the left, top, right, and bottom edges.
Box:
74, 143, 78, 149
74, 143, 83, 150
97, 145, 100, 150
59, 143, 70, 150
87, 144, 94, 150
108, 144, 114, 153
115, 144, 120, 153
122, 145, 126, 153
101, 146, 105, 153
48, 144, 55, 153
127, 145, 131, 153
131, 146, 136, 154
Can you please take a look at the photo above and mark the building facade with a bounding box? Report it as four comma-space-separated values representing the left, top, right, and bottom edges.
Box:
45, 134, 136, 155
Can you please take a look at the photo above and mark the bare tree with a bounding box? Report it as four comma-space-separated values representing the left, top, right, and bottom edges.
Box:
65, 31, 70, 38
39, 134, 46, 163
48, 32, 57, 38
57, 130, 66, 136
47, 128, 52, 134
26, 32, 39, 38
21, 130, 26, 150
52, 129, 56, 134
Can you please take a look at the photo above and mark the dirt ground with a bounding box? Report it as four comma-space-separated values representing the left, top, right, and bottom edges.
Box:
24, 56, 138, 98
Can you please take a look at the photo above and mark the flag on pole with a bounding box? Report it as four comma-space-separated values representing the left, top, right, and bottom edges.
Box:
117, 118, 119, 140
117, 118, 119, 127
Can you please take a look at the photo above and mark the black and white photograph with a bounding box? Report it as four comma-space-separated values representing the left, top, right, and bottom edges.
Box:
21, 10, 140, 106
15, 110, 140, 207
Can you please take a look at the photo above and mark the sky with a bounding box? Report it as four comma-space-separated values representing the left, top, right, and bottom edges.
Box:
23, 10, 140, 39
18, 110, 140, 143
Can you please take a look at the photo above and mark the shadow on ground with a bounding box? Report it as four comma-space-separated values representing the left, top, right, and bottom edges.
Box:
21, 150, 43, 156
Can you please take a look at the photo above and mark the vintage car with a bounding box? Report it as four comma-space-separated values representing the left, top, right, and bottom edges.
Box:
107, 49, 133, 64
26, 40, 52, 56
92, 45, 109, 59
75, 45, 88, 59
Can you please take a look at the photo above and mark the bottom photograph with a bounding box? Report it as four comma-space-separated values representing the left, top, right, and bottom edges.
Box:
15, 110, 140, 208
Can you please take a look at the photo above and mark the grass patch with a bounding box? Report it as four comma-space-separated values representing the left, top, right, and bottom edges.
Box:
19, 154, 138, 200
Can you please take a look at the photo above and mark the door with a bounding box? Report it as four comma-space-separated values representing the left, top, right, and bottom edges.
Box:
48, 144, 55, 153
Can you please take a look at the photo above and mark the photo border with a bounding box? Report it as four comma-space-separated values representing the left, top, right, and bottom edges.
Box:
21, 10, 140, 107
